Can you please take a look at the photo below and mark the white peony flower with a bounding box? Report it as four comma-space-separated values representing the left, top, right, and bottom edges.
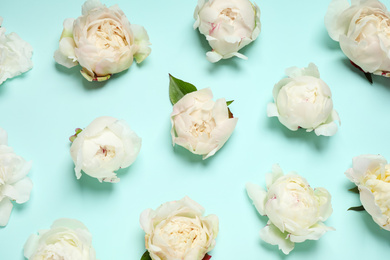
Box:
246, 164, 334, 254
0, 127, 32, 226
70, 116, 141, 183
54, 0, 151, 81
267, 63, 340, 136
170, 88, 238, 160
193, 0, 261, 63
24, 218, 97, 260
140, 196, 219, 260
345, 154, 390, 231
0, 17, 33, 85
325, 0, 390, 77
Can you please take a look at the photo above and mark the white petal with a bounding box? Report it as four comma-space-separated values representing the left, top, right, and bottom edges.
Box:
315, 187, 333, 221
23, 234, 39, 258
265, 164, 283, 190
2, 177, 33, 203
61, 18, 75, 38
232, 52, 248, 60
260, 223, 295, 255
359, 185, 389, 229
139, 208, 153, 234
314, 122, 338, 136
0, 199, 13, 226
131, 24, 151, 64
82, 0, 105, 15
267, 103, 279, 117
54, 37, 78, 68
206, 51, 222, 63
246, 182, 267, 215
289, 222, 334, 243
324, 0, 351, 41
0, 127, 8, 145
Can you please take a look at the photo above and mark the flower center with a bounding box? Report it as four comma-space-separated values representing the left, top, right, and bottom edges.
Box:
190, 120, 215, 138
220, 8, 239, 21
96, 145, 115, 160
89, 19, 129, 50
364, 164, 390, 224
354, 10, 390, 42
158, 216, 206, 255
368, 165, 390, 183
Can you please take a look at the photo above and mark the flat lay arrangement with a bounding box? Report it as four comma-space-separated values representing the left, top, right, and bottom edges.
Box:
1, 0, 390, 259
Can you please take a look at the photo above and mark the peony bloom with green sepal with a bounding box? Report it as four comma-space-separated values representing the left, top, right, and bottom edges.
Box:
54, 0, 151, 81
140, 196, 219, 260
345, 154, 390, 231
325, 0, 390, 79
70, 116, 141, 183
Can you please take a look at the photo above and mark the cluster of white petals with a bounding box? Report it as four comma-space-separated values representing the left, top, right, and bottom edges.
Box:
0, 127, 32, 226
345, 154, 390, 231
246, 164, 334, 254
140, 196, 219, 260
54, 0, 151, 81
0, 17, 33, 85
267, 63, 340, 136
70, 116, 141, 183
325, 0, 390, 77
194, 0, 261, 62
170, 88, 238, 159
24, 218, 97, 260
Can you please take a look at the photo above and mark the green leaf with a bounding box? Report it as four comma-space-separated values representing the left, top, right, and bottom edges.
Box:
348, 186, 359, 194
169, 74, 197, 105
140, 250, 152, 260
226, 100, 234, 106
348, 205, 365, 211
364, 72, 373, 84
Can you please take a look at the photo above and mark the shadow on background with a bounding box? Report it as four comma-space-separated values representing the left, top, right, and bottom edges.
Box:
266, 116, 331, 151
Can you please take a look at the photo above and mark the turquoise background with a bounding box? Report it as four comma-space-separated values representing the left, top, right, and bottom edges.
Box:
1, 0, 390, 259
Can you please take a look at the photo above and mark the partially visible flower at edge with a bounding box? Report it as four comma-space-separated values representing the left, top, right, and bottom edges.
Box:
24, 218, 97, 260
345, 154, 390, 231
0, 17, 33, 85
0, 127, 32, 226
325, 0, 390, 78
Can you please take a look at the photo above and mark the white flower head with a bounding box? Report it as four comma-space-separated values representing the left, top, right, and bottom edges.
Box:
246, 164, 334, 254
140, 196, 219, 260
170, 88, 238, 159
345, 154, 390, 231
54, 0, 151, 81
325, 0, 390, 77
0, 17, 33, 85
24, 218, 97, 260
193, 0, 261, 63
0, 127, 32, 226
70, 116, 141, 183
267, 63, 340, 136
